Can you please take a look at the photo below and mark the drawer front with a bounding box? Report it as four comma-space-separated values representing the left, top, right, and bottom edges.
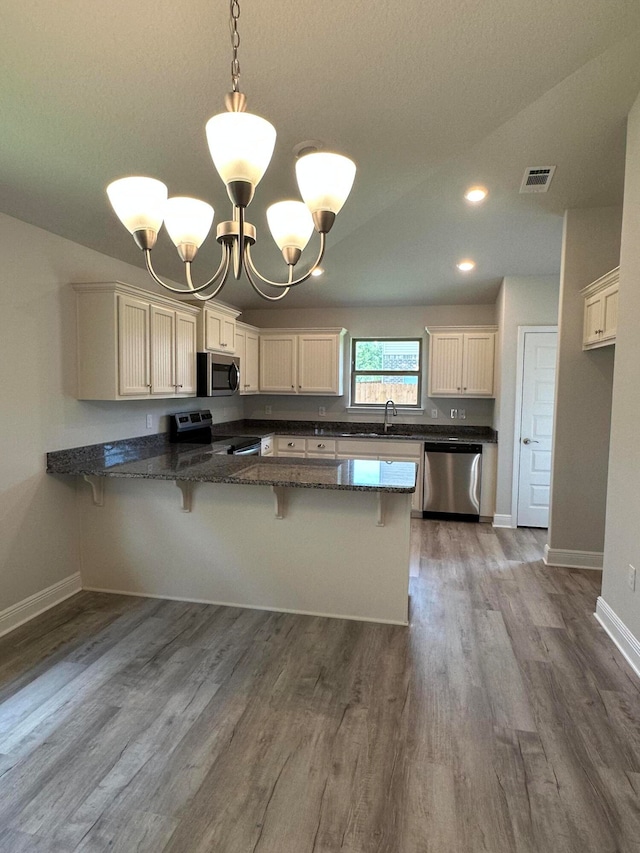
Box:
375, 440, 421, 458
306, 439, 336, 454
275, 436, 306, 454
336, 438, 421, 458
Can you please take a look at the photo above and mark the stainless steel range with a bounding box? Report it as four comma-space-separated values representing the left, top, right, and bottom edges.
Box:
169, 410, 261, 455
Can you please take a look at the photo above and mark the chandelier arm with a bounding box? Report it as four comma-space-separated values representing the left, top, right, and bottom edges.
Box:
184, 243, 233, 301
142, 244, 231, 296
243, 256, 291, 301
243, 234, 327, 289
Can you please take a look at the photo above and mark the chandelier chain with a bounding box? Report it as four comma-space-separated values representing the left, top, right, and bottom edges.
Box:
229, 0, 241, 92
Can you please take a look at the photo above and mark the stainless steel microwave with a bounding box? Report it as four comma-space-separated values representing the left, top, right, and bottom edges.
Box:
196, 353, 240, 397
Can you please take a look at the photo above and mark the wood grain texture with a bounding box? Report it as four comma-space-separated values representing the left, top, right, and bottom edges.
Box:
0, 520, 638, 852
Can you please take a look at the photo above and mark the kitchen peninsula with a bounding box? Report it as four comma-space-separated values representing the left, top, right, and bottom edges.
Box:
47, 435, 417, 625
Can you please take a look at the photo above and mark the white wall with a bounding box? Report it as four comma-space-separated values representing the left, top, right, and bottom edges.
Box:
241, 304, 497, 426
547, 207, 622, 556
601, 94, 640, 640
0, 212, 242, 613
492, 276, 560, 521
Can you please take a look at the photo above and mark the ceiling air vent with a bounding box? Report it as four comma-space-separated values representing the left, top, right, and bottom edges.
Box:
519, 165, 556, 193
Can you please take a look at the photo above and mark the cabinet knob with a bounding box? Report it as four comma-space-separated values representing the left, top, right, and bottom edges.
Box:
317, 443, 325, 449
175, 384, 183, 389
288, 442, 295, 447
457, 387, 461, 391
463, 387, 467, 391
291, 385, 294, 389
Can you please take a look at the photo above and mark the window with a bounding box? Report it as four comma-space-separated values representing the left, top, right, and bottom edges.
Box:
350, 338, 422, 407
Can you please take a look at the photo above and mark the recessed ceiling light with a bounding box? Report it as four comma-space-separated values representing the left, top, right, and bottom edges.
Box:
464, 186, 488, 204
311, 267, 324, 277
456, 260, 476, 272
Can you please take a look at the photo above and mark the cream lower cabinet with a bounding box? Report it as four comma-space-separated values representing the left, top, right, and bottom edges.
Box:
74, 282, 198, 400
236, 322, 260, 395
581, 267, 619, 349
259, 329, 346, 395
269, 435, 422, 513
426, 326, 497, 397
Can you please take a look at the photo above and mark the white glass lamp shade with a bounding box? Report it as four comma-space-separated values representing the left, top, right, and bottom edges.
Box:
106, 176, 168, 234
266, 201, 314, 252
295, 152, 356, 215
205, 111, 276, 188
164, 197, 214, 249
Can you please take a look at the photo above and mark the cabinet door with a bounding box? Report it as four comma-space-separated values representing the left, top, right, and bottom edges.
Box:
150, 305, 176, 396
204, 309, 223, 351
428, 333, 464, 396
175, 311, 197, 395
583, 294, 603, 347
259, 335, 297, 393
244, 330, 260, 392
118, 295, 150, 396
600, 284, 618, 342
221, 318, 236, 353
462, 332, 495, 396
297, 333, 342, 395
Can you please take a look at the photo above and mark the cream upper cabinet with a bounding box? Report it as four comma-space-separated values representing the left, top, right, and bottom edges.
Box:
259, 329, 346, 395
74, 282, 199, 400
236, 322, 260, 395
581, 267, 619, 350
297, 333, 343, 394
199, 303, 240, 354
259, 334, 298, 392
426, 326, 497, 397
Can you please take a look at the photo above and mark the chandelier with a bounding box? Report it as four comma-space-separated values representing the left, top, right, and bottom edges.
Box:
106, 1, 356, 302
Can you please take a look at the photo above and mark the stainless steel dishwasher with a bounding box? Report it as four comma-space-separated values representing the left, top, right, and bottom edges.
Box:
423, 441, 482, 521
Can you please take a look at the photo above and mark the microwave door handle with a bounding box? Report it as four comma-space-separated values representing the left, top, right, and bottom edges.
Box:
230, 363, 240, 392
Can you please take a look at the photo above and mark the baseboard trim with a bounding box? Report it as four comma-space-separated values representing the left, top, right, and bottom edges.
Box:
493, 514, 516, 529
595, 597, 640, 680
81, 585, 409, 627
0, 573, 82, 639
543, 545, 603, 570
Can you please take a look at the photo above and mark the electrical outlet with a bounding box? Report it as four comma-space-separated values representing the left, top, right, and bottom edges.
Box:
265, 405, 272, 415
459, 409, 466, 420
431, 409, 438, 418
450, 408, 458, 419
319, 406, 326, 416
146, 414, 153, 429
628, 564, 637, 592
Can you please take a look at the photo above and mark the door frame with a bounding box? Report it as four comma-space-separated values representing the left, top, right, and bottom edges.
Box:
511, 325, 558, 527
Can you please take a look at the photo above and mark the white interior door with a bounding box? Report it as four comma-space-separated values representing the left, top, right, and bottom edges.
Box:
517, 331, 557, 527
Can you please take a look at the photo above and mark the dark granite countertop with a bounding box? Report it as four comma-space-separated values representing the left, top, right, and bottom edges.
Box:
46, 435, 416, 493
211, 419, 497, 443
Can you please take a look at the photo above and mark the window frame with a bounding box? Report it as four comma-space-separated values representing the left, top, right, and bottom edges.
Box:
350, 337, 423, 409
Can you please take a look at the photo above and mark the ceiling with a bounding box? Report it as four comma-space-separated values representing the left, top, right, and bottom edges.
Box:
2, 0, 640, 309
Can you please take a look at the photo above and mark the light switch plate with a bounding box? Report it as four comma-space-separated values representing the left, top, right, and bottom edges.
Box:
628, 564, 637, 592
431, 409, 438, 418
146, 414, 153, 429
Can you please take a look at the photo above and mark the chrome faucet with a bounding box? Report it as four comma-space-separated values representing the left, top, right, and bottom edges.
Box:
383, 399, 398, 433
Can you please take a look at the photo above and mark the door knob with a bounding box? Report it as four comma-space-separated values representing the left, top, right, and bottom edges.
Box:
522, 438, 539, 445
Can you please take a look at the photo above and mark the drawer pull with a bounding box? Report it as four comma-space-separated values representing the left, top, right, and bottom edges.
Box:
317, 443, 325, 449
287, 442, 295, 447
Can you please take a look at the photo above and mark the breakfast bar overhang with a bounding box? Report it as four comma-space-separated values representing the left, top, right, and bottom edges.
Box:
47, 437, 416, 625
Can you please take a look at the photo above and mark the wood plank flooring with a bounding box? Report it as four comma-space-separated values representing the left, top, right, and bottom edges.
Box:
0, 520, 638, 852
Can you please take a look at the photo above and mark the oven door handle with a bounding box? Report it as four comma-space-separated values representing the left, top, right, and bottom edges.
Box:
233, 445, 261, 456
